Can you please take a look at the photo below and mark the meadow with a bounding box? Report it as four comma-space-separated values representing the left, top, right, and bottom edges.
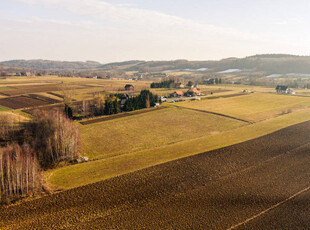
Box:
80, 106, 245, 159
178, 92, 310, 122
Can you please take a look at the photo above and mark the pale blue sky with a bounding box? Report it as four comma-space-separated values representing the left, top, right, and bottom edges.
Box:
1, 0, 310, 62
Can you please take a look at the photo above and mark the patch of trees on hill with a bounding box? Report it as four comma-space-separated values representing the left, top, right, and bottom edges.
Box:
0, 110, 80, 204
150, 79, 176, 88
67, 90, 160, 118
123, 90, 159, 111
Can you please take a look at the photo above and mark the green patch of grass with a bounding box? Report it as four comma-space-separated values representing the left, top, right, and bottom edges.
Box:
0, 105, 10, 111
0, 86, 14, 91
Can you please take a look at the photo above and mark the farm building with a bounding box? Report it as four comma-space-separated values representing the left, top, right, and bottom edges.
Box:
119, 92, 136, 108
169, 91, 184, 97
186, 87, 201, 96
124, 84, 134, 91
175, 83, 185, 88
275, 85, 295, 94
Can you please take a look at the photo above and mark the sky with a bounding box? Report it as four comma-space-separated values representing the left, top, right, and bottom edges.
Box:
1, 0, 310, 63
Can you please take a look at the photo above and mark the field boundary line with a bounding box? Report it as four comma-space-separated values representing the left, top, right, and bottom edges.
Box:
227, 186, 310, 230
173, 105, 253, 124
80, 106, 169, 125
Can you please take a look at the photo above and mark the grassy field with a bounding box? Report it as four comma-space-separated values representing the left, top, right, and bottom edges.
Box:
48, 106, 310, 189
178, 92, 310, 122
0, 105, 9, 111
0, 86, 14, 91
80, 106, 245, 159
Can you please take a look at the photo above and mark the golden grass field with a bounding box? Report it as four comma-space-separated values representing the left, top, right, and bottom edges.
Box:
80, 106, 245, 159
178, 92, 310, 122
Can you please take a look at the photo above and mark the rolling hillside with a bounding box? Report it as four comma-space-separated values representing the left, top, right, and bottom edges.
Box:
3, 54, 310, 74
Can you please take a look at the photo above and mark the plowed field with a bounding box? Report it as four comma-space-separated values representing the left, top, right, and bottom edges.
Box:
0, 84, 85, 96
1, 121, 310, 229
0, 96, 51, 109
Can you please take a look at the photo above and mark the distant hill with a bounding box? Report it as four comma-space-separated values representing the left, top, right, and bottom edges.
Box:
2, 54, 310, 74
0, 59, 102, 70
98, 54, 310, 74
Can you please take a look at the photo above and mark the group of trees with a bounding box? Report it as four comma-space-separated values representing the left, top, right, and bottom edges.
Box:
103, 97, 120, 115
71, 90, 160, 118
123, 90, 159, 111
150, 79, 176, 88
0, 110, 80, 204
204, 78, 222, 85
27, 110, 80, 169
0, 145, 41, 204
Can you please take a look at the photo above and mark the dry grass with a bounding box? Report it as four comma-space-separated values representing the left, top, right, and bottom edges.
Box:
80, 107, 245, 159
48, 107, 310, 189
178, 92, 310, 122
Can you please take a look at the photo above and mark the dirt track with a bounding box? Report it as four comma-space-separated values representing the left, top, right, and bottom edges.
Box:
1, 121, 310, 229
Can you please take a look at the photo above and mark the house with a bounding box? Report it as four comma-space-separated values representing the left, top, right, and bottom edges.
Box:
159, 96, 167, 102
186, 87, 201, 96
175, 83, 184, 88
119, 92, 136, 108
124, 84, 134, 91
26, 72, 31, 76
275, 85, 295, 94
169, 91, 184, 97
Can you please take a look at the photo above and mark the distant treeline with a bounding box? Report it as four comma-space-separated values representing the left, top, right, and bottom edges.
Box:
204, 78, 222, 85
69, 90, 159, 118
150, 79, 176, 88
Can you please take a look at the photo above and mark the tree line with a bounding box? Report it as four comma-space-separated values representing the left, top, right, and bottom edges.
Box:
150, 79, 176, 88
123, 90, 159, 112
66, 90, 159, 118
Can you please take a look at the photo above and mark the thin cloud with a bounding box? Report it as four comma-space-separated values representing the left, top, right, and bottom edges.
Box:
15, 0, 268, 42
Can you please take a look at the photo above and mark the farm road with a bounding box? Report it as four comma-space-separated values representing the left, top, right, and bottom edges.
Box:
1, 121, 310, 229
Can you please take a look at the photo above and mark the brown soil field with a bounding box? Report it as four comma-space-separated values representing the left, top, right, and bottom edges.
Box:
0, 84, 85, 96
1, 121, 310, 229
0, 96, 52, 109
27, 94, 62, 104
237, 189, 310, 229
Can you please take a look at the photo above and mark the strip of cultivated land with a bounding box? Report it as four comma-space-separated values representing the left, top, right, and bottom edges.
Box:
1, 121, 310, 229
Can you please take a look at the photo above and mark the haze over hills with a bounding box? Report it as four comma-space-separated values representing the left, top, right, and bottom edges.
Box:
2, 54, 310, 74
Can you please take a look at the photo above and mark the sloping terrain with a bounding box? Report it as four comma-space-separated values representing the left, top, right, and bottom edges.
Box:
1, 121, 310, 229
